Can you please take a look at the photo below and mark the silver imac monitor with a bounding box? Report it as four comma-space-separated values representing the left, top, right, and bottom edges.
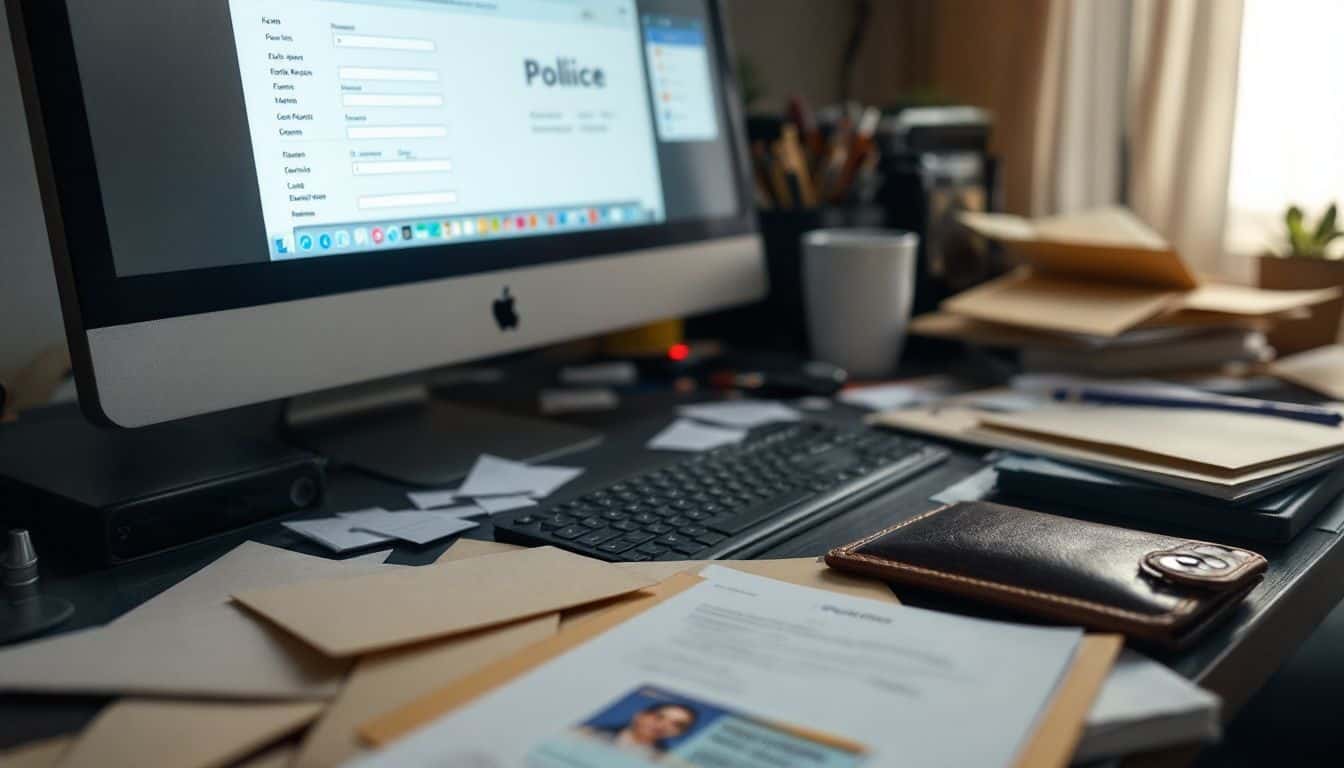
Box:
8, 0, 764, 430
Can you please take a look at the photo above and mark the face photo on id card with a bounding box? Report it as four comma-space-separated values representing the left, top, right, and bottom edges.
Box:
528, 684, 869, 767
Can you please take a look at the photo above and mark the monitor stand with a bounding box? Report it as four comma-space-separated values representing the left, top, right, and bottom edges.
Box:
283, 379, 602, 487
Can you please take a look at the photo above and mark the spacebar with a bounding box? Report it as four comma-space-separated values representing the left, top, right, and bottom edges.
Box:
705, 489, 812, 534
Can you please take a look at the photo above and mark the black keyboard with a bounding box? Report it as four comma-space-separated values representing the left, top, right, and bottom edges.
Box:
492, 421, 948, 561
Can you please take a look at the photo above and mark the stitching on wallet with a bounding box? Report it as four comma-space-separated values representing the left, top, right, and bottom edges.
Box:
831, 505, 1198, 626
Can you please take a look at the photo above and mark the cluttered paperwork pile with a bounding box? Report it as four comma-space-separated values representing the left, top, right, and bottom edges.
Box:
356, 567, 1119, 768
913, 207, 1339, 376
876, 394, 1344, 502
0, 535, 1225, 768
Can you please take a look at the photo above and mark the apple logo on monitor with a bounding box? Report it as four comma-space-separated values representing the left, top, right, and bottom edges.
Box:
493, 287, 519, 331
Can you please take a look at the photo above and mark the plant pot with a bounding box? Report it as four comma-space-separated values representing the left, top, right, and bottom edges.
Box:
1258, 255, 1344, 355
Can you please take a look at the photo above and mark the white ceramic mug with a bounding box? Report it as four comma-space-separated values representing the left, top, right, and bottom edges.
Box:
801, 229, 919, 379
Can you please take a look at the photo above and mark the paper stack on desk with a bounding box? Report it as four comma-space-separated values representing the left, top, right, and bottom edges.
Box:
878, 397, 1344, 502
0, 536, 1129, 768
355, 567, 1120, 768
911, 207, 1340, 375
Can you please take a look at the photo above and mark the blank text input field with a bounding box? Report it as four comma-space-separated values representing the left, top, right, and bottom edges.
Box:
347, 125, 448, 140
352, 159, 454, 175
358, 191, 458, 209
338, 67, 439, 82
333, 33, 435, 52
342, 94, 444, 108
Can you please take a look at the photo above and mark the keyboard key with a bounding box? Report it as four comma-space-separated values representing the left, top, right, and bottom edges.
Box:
632, 512, 659, 525
580, 517, 605, 529
665, 516, 693, 527
644, 523, 673, 535
578, 529, 619, 547
696, 532, 727, 546
598, 539, 635, 554
671, 540, 703, 555
553, 525, 585, 540
655, 534, 701, 554
705, 488, 810, 534
611, 520, 638, 532
619, 532, 656, 546
679, 526, 707, 537
513, 515, 537, 526
636, 543, 669, 556
601, 510, 628, 521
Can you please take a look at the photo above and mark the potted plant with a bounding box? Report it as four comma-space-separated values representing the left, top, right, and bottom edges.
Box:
1259, 203, 1344, 355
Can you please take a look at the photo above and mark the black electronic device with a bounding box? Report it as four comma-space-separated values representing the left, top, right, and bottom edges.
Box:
0, 406, 326, 565
493, 421, 947, 561
874, 106, 1007, 317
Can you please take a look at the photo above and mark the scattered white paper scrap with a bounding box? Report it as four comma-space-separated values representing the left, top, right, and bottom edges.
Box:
930, 467, 998, 505
456, 454, 584, 500
340, 509, 478, 546
406, 489, 459, 510
539, 388, 619, 415
471, 496, 538, 515
679, 400, 801, 429
648, 418, 747, 452
426, 504, 493, 519
336, 508, 401, 526
281, 518, 394, 553
838, 376, 968, 411
559, 361, 638, 386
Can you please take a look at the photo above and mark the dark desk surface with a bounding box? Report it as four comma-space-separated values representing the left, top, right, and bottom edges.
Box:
5, 390, 1344, 752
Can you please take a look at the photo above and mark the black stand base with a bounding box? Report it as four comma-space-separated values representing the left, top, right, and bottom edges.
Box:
0, 597, 74, 645
285, 399, 602, 488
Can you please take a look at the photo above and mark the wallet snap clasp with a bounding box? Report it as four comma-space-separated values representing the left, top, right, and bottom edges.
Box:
1141, 543, 1257, 589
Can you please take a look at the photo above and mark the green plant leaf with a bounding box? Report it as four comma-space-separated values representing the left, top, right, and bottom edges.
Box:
1287, 205, 1305, 231
1286, 205, 1308, 254
1315, 203, 1339, 244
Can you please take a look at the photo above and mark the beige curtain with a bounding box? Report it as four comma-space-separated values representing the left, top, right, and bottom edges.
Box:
1041, 0, 1130, 215
1128, 0, 1246, 276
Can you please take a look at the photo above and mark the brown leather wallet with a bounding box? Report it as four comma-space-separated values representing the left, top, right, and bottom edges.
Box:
825, 501, 1267, 649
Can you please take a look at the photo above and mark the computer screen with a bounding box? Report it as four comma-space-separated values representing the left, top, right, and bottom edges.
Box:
58, 0, 741, 277
13, 0, 761, 427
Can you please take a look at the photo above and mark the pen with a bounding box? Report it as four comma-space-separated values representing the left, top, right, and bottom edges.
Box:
779, 125, 817, 207
1052, 387, 1344, 427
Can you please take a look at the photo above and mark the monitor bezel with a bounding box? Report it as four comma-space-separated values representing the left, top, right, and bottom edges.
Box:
8, 0, 757, 332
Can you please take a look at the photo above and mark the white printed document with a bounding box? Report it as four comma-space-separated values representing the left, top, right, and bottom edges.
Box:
351, 567, 1083, 767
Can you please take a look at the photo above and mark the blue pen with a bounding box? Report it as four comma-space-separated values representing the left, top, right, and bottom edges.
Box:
1051, 387, 1344, 427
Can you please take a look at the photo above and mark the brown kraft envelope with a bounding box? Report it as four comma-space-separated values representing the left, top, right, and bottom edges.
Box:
360, 572, 1123, 768
232, 546, 656, 657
